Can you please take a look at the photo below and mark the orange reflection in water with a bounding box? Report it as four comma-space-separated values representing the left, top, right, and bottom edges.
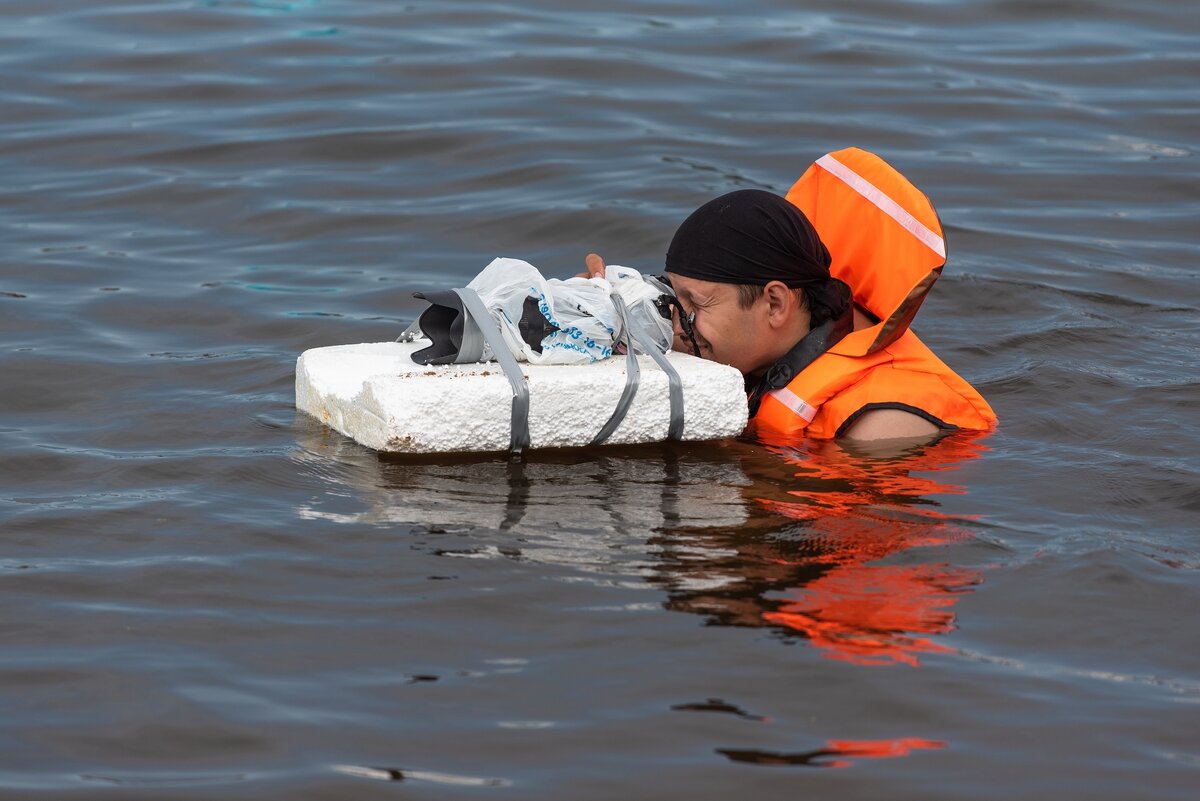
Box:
754, 433, 989, 667
718, 736, 946, 768
763, 562, 977, 667
820, 736, 946, 768
656, 432, 990, 668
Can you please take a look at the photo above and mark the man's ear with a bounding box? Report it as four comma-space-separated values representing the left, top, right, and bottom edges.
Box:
762, 281, 795, 327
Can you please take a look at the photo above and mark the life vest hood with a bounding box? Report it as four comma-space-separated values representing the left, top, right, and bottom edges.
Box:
749, 148, 995, 440
785, 148, 946, 358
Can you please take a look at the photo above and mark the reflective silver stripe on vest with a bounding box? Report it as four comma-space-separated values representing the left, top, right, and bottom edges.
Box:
768, 386, 817, 423
453, 287, 531, 454
816, 153, 946, 259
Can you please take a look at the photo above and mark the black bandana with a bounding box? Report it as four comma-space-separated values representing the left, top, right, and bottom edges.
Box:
666, 189, 832, 287
665, 189, 849, 324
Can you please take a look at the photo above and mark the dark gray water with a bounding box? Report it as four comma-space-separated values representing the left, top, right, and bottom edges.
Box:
2, 1, 1197, 798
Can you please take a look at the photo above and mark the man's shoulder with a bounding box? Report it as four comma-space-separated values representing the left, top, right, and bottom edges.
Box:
840, 407, 940, 441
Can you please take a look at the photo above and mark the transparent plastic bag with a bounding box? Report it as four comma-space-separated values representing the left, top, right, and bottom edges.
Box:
415, 257, 674, 365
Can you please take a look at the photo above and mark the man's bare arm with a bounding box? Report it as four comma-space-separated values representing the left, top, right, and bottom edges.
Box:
841, 408, 940, 442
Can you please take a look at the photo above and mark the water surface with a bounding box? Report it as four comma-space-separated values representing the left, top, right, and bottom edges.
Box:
1, 1, 1197, 798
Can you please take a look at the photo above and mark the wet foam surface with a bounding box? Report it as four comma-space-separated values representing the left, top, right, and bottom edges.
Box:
296, 341, 748, 452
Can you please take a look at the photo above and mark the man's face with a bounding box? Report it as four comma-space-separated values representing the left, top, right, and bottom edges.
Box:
665, 272, 775, 376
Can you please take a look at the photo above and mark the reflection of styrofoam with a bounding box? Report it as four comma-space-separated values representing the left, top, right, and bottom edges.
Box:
291, 429, 752, 584
295, 341, 748, 454
293, 447, 752, 533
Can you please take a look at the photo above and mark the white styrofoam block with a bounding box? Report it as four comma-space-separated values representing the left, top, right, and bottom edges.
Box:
295, 341, 749, 454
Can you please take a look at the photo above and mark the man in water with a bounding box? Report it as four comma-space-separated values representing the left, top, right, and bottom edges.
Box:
583, 149, 996, 443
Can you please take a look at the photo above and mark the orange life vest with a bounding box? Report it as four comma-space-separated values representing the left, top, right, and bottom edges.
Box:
749, 148, 997, 440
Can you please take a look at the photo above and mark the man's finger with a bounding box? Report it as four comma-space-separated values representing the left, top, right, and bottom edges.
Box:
584, 252, 606, 278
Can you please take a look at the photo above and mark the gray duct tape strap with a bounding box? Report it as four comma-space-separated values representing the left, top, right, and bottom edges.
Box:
452, 287, 531, 454
396, 318, 423, 342
590, 295, 641, 446
454, 313, 487, 364
627, 321, 685, 441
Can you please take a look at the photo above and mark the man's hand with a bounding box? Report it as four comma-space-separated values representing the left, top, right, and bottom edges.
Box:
575, 252, 606, 279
